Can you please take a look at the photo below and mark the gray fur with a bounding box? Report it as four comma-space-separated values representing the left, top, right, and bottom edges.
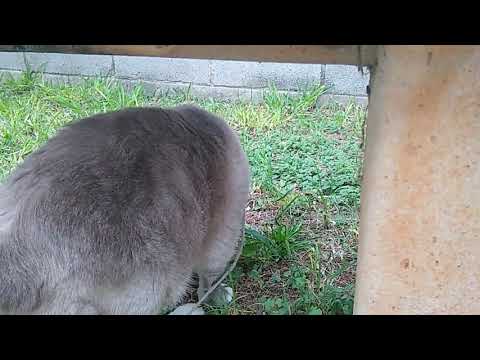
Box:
0, 105, 250, 315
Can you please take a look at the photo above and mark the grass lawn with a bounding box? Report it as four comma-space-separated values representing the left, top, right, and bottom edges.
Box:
0, 71, 366, 315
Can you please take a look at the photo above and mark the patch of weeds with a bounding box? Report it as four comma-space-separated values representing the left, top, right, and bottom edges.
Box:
242, 194, 309, 266
260, 296, 291, 315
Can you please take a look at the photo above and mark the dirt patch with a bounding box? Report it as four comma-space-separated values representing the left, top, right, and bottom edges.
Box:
232, 259, 301, 315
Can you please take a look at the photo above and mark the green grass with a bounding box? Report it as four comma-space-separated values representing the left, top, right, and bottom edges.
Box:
0, 71, 366, 315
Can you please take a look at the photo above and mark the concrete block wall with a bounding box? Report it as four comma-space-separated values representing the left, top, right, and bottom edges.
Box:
0, 52, 369, 105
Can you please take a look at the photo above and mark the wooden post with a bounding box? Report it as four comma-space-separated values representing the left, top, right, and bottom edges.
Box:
354, 45, 480, 314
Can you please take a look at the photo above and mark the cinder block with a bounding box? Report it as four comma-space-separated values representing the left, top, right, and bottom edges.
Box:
250, 87, 300, 104
24, 53, 114, 76
0, 69, 23, 81
114, 56, 210, 85
211, 60, 324, 90
324, 65, 369, 96
317, 94, 369, 107
153, 82, 252, 102
116, 79, 159, 96
0, 52, 26, 71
